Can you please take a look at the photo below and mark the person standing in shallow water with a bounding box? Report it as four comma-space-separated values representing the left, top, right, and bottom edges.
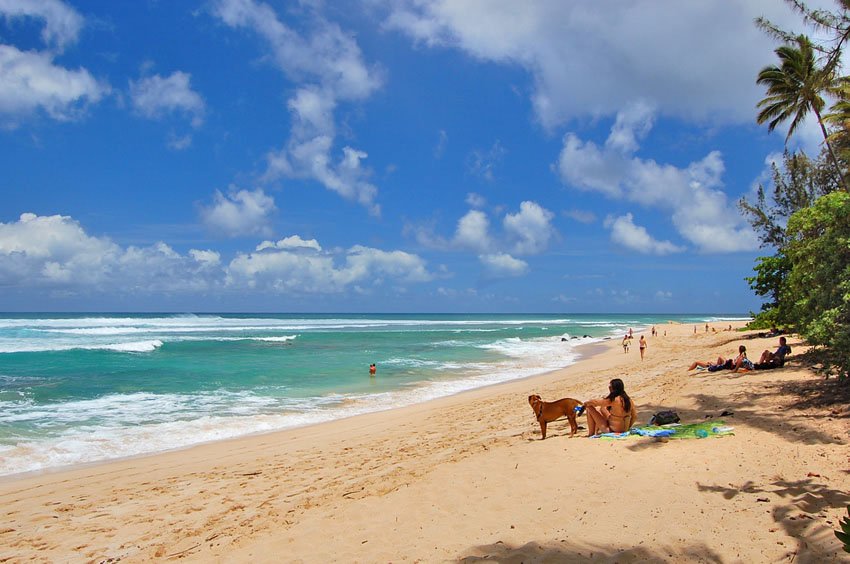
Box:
639, 335, 647, 360
369, 363, 376, 376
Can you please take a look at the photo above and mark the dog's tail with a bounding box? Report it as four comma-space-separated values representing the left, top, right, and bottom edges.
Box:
575, 403, 586, 417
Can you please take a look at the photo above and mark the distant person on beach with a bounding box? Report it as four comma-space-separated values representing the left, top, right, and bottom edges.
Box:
628, 328, 633, 339
622, 335, 630, 353
651, 326, 657, 337
369, 363, 376, 376
583, 378, 636, 436
639, 335, 647, 360
705, 323, 709, 333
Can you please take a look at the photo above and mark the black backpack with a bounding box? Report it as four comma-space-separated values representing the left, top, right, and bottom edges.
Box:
649, 410, 680, 425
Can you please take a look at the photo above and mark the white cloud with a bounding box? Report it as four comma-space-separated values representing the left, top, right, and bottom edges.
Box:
409, 201, 555, 279
256, 235, 321, 252
0, 213, 218, 292
226, 242, 432, 292
562, 209, 596, 224
654, 290, 673, 301
465, 192, 485, 208
0, 212, 434, 296
0, 0, 83, 49
503, 201, 555, 255
606, 100, 655, 153
604, 213, 684, 255
189, 249, 221, 267
556, 106, 758, 253
381, 1, 802, 128
200, 187, 277, 238
479, 252, 527, 277
453, 210, 491, 252
130, 71, 205, 127
214, 0, 383, 214
0, 44, 107, 123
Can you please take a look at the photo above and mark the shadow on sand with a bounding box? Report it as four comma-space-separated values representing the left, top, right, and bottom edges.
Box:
458, 540, 725, 563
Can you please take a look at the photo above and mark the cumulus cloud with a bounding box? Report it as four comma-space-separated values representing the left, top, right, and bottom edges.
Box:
381, 1, 801, 128
407, 201, 555, 278
256, 235, 322, 252
0, 45, 107, 123
0, 1, 108, 124
213, 0, 384, 214
0, 0, 83, 50
130, 71, 206, 127
0, 212, 434, 296
503, 201, 555, 255
604, 213, 684, 255
453, 210, 491, 252
199, 187, 277, 238
0, 213, 219, 292
226, 241, 432, 292
479, 252, 527, 277
556, 105, 758, 253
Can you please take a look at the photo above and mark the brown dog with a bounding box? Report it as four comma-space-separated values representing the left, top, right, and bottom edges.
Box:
528, 394, 585, 439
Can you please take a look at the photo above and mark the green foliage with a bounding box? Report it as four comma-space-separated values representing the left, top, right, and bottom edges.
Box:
747, 2, 850, 381
739, 152, 832, 328
837, 504, 850, 553
785, 191, 850, 378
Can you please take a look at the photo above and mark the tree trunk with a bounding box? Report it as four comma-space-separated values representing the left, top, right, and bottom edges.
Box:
815, 107, 850, 192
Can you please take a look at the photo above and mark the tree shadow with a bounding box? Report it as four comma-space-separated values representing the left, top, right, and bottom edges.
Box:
457, 539, 724, 563
696, 477, 849, 562
697, 477, 850, 510
774, 367, 850, 411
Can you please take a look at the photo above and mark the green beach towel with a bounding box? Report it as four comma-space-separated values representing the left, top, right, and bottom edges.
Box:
592, 420, 734, 440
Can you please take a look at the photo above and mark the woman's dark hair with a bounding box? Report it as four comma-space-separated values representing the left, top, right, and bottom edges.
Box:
738, 345, 747, 354
606, 378, 631, 411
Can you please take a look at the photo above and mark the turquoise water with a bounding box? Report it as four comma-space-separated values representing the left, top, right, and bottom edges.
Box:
0, 313, 746, 475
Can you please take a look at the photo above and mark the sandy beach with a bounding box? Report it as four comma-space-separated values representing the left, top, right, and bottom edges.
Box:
1, 321, 848, 562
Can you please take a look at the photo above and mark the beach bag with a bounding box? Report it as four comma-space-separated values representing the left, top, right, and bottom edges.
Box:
649, 410, 680, 425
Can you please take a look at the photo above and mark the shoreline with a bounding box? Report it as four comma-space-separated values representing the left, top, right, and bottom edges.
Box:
0, 332, 616, 485
0, 332, 616, 481
2, 320, 847, 561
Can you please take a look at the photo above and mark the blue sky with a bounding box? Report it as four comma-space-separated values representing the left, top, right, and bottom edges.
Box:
0, 0, 824, 313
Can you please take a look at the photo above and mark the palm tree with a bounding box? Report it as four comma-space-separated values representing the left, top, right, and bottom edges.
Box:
825, 77, 850, 162
756, 35, 848, 191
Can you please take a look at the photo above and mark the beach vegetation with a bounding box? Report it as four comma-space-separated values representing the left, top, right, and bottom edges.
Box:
756, 35, 847, 190
746, 0, 850, 380
837, 504, 850, 553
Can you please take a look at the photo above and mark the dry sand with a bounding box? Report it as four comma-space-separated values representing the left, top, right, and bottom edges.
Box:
1, 321, 848, 562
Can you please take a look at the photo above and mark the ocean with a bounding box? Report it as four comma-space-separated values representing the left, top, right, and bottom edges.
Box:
0, 313, 747, 476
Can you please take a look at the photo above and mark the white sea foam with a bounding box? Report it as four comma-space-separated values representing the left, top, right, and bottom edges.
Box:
0, 334, 594, 477
0, 339, 164, 354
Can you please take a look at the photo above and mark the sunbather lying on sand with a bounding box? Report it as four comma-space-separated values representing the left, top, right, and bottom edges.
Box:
689, 345, 753, 372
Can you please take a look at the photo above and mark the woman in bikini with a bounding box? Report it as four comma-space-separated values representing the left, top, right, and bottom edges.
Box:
583, 378, 636, 436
